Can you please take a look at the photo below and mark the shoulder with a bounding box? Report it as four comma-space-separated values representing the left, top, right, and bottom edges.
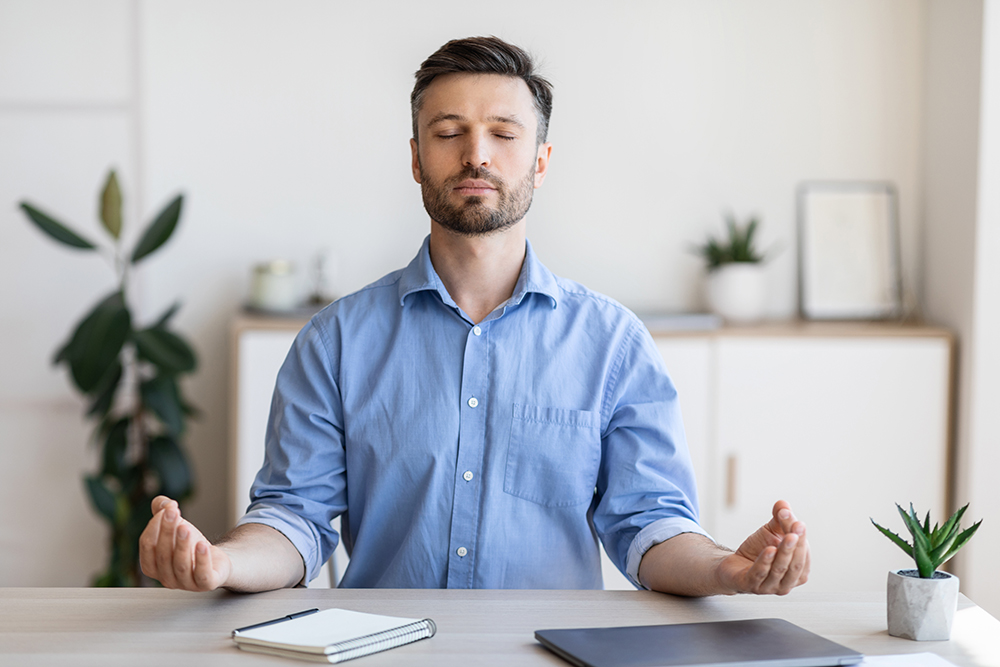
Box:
302, 268, 406, 344
552, 275, 646, 337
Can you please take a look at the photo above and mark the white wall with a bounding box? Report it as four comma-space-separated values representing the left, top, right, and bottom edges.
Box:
1, 0, 931, 585
922, 0, 1000, 618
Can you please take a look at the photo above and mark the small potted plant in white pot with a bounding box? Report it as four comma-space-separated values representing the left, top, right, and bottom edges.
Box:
692, 214, 769, 323
871, 503, 981, 641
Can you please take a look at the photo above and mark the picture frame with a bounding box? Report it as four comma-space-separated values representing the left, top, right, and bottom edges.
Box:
797, 181, 902, 320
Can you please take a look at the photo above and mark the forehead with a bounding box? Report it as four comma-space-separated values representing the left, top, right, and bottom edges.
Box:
418, 73, 537, 128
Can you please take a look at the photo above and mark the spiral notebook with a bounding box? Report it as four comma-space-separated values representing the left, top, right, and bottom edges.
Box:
232, 608, 437, 663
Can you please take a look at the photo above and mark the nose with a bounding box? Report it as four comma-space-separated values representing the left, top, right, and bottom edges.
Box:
462, 132, 491, 169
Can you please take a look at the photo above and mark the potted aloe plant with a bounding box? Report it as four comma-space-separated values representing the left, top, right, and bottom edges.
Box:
871, 503, 982, 640
692, 214, 768, 323
19, 170, 197, 586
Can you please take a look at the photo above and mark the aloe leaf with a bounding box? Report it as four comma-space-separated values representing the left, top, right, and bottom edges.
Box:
871, 519, 913, 557
133, 326, 197, 375
64, 292, 131, 393
937, 504, 969, 545
84, 476, 117, 522
100, 170, 122, 240
131, 194, 182, 264
148, 436, 192, 499
897, 503, 923, 540
20, 202, 97, 250
943, 520, 983, 561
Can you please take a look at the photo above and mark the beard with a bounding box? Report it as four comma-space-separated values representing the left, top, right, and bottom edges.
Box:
419, 161, 536, 237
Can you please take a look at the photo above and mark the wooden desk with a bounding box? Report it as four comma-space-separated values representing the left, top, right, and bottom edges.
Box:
2, 588, 997, 666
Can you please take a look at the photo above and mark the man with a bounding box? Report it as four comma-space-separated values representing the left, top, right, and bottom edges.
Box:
140, 36, 809, 595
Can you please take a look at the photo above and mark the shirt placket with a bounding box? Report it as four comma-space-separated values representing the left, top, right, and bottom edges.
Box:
445, 321, 489, 588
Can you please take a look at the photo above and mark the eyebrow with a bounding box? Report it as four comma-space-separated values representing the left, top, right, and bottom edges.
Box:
426, 113, 527, 129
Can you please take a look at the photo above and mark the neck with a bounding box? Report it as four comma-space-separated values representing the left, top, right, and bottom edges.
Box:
428, 221, 527, 324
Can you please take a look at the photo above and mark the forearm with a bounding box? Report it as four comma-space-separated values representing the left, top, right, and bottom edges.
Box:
637, 533, 735, 596
216, 523, 305, 593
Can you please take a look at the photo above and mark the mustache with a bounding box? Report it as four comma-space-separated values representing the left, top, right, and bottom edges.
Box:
449, 167, 503, 188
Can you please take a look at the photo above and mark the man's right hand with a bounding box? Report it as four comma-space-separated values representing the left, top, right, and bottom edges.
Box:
139, 496, 232, 591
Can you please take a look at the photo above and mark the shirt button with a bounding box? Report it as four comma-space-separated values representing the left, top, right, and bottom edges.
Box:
472, 326, 482, 336
463, 470, 474, 481
457, 547, 468, 557
468, 397, 479, 408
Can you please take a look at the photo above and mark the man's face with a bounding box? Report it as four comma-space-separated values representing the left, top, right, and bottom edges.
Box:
410, 73, 552, 236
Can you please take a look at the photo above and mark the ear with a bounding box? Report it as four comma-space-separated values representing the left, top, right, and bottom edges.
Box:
533, 142, 552, 189
410, 138, 422, 184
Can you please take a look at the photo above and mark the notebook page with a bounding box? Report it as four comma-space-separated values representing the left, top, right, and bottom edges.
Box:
235, 608, 422, 650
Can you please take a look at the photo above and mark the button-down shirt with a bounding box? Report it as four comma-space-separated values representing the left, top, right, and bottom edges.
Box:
237, 237, 709, 589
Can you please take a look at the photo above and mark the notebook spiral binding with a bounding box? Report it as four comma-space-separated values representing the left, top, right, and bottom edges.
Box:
325, 618, 437, 663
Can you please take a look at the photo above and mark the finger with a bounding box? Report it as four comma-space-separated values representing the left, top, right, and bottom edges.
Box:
138, 509, 165, 579
743, 546, 777, 593
151, 495, 177, 515
771, 500, 797, 535
759, 532, 798, 594
777, 536, 810, 594
154, 507, 182, 588
172, 523, 197, 590
193, 541, 217, 591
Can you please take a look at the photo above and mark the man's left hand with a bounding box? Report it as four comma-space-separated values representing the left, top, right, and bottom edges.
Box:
715, 500, 810, 595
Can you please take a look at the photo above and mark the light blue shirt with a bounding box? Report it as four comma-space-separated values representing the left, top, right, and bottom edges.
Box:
238, 237, 710, 589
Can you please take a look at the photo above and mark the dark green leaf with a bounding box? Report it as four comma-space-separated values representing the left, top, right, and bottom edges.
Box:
944, 520, 983, 561
871, 519, 913, 558
148, 436, 192, 499
63, 292, 131, 393
131, 195, 183, 264
87, 360, 122, 418
141, 376, 184, 437
19, 202, 97, 250
101, 419, 129, 478
153, 302, 181, 328
937, 504, 969, 546
84, 476, 117, 522
100, 170, 122, 240
133, 326, 197, 375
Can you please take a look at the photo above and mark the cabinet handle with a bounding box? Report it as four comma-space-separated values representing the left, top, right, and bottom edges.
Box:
725, 455, 737, 508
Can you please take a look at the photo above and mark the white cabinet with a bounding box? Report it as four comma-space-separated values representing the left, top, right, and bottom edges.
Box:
231, 317, 952, 593
708, 333, 951, 592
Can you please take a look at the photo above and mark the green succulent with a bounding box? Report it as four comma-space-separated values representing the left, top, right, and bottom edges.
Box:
871, 503, 982, 579
692, 213, 765, 271
20, 170, 197, 587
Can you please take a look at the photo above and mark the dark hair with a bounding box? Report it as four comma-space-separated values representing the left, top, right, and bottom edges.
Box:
411, 36, 553, 144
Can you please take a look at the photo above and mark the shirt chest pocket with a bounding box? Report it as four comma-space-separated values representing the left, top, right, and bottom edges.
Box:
503, 403, 602, 508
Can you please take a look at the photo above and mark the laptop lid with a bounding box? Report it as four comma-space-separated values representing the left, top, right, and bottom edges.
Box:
534, 618, 864, 667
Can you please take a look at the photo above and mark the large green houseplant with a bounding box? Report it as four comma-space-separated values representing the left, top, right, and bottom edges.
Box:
20, 170, 197, 586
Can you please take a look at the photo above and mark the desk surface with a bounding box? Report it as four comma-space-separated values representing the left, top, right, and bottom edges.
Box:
2, 588, 998, 666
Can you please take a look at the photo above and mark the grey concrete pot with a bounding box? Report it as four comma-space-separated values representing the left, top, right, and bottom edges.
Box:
887, 568, 959, 640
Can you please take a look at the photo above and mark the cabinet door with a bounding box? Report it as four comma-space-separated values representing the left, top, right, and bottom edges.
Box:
712, 336, 950, 592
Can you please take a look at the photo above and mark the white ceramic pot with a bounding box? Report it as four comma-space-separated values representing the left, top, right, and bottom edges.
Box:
886, 569, 959, 641
705, 263, 767, 323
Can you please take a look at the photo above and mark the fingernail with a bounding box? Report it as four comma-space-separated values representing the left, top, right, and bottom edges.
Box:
795, 524, 806, 535
196, 542, 209, 555
165, 510, 177, 522
178, 528, 189, 540
778, 509, 790, 520
784, 534, 798, 548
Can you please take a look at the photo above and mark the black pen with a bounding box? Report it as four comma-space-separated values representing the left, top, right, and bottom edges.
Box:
232, 608, 320, 636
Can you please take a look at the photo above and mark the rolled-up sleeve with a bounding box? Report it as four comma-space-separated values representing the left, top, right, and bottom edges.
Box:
235, 318, 347, 584
593, 321, 714, 589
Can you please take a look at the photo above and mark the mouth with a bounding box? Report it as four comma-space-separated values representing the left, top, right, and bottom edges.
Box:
453, 179, 498, 196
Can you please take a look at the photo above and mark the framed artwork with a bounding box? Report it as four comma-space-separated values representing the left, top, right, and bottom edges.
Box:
797, 182, 902, 320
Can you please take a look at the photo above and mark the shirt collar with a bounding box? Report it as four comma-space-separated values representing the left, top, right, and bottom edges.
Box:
398, 235, 560, 310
